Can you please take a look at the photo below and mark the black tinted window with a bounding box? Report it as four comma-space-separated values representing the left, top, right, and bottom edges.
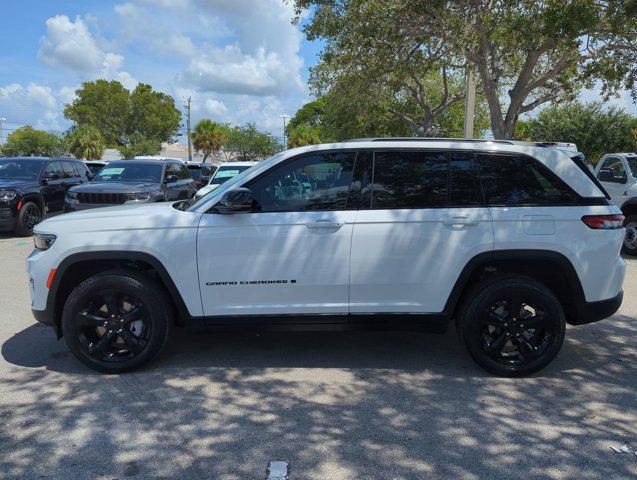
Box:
178, 164, 191, 179
248, 152, 357, 212
61, 161, 77, 178
44, 161, 63, 179
476, 153, 577, 206
371, 151, 448, 208
449, 151, 481, 206
188, 166, 202, 180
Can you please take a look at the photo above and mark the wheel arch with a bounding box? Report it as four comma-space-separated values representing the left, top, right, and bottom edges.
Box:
444, 250, 586, 326
620, 198, 637, 217
19, 193, 45, 213
48, 251, 190, 334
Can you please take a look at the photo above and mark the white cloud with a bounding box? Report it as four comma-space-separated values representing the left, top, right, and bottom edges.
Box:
38, 14, 138, 89
0, 83, 65, 130
205, 98, 227, 116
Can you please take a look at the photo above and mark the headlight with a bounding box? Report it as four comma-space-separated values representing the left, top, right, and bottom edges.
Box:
66, 191, 78, 200
125, 193, 150, 201
0, 190, 17, 201
34, 233, 56, 251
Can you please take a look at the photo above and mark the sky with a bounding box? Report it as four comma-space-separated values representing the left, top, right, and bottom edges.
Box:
0, 0, 635, 144
0, 0, 322, 143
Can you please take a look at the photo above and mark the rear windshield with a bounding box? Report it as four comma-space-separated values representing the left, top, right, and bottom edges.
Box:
93, 162, 163, 183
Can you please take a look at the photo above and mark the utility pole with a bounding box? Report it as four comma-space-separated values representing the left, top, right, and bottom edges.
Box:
0, 118, 5, 146
280, 114, 290, 149
463, 70, 476, 138
185, 97, 192, 162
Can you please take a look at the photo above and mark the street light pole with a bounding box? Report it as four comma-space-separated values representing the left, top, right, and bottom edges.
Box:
0, 118, 6, 146
280, 114, 290, 149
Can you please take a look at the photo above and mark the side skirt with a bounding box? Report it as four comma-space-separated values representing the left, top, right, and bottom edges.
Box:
182, 313, 450, 334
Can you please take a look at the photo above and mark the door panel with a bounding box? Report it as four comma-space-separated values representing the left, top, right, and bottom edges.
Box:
197, 211, 356, 315
40, 161, 65, 213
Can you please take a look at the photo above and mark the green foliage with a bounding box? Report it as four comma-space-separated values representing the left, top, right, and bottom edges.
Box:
118, 137, 162, 159
64, 80, 181, 152
224, 123, 281, 161
1, 126, 64, 157
515, 102, 637, 164
65, 125, 105, 160
287, 123, 322, 148
192, 119, 230, 161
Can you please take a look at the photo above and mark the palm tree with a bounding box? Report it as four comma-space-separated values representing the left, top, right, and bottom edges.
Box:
67, 125, 105, 160
192, 119, 230, 162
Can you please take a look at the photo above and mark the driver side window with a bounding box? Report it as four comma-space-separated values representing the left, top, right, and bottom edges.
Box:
43, 161, 63, 180
598, 157, 626, 182
247, 152, 357, 212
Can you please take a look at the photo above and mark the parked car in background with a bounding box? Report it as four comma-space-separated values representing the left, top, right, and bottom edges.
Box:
65, 158, 196, 212
29, 139, 624, 375
0, 157, 91, 235
83, 160, 107, 176
595, 152, 637, 254
194, 161, 259, 199
186, 162, 217, 189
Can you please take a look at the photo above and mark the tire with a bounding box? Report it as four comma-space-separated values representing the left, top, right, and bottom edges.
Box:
13, 202, 42, 236
622, 215, 637, 256
61, 270, 173, 373
457, 275, 566, 377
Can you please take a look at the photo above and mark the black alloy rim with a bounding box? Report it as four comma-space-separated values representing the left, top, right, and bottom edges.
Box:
74, 290, 150, 363
24, 205, 41, 231
477, 294, 557, 366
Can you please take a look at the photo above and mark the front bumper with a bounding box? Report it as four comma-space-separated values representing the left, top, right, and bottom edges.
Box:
568, 290, 623, 325
0, 204, 17, 231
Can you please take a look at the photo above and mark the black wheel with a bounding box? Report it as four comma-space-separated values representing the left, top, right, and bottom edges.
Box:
14, 202, 41, 236
622, 215, 637, 256
457, 276, 566, 377
61, 270, 172, 373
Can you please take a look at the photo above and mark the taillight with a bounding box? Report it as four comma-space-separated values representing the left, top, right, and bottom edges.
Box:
581, 214, 625, 229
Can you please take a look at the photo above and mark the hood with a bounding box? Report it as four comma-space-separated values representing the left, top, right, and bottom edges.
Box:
35, 201, 200, 234
0, 179, 34, 189
70, 181, 159, 193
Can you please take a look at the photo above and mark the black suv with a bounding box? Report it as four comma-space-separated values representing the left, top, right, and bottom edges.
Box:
65, 159, 196, 211
0, 157, 90, 235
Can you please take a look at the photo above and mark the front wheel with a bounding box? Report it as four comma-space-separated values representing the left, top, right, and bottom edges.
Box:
61, 270, 172, 373
622, 215, 637, 256
14, 202, 41, 236
457, 276, 566, 377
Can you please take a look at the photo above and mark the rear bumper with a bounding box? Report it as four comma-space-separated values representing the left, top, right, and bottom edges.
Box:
568, 290, 623, 325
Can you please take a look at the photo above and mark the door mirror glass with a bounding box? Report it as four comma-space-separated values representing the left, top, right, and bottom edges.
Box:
216, 187, 259, 214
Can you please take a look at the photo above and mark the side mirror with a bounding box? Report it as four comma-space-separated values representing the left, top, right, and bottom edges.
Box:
87, 172, 95, 180
39, 178, 48, 186
165, 174, 178, 183
216, 187, 259, 214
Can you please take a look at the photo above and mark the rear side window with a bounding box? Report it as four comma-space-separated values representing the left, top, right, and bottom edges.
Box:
371, 151, 448, 208
476, 153, 577, 206
449, 151, 481, 206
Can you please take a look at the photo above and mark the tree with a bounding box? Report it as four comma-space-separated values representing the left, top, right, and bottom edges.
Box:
295, 1, 637, 139
64, 80, 181, 152
224, 123, 281, 161
1, 126, 63, 157
66, 125, 105, 160
118, 137, 162, 159
287, 123, 322, 148
515, 102, 637, 164
192, 119, 230, 161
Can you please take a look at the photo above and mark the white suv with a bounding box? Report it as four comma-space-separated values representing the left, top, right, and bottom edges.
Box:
595, 153, 637, 254
27, 139, 625, 376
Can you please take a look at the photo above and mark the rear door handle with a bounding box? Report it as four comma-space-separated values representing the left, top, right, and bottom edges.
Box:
306, 221, 344, 230
442, 217, 480, 228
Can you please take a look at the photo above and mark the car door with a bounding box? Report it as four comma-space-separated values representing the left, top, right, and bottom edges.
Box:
60, 160, 84, 191
349, 149, 494, 314
162, 163, 180, 200
196, 150, 360, 316
39, 161, 66, 214
597, 156, 628, 206
177, 163, 196, 198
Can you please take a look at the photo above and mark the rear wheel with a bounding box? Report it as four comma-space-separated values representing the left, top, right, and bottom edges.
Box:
14, 202, 41, 236
622, 215, 637, 256
457, 276, 566, 377
61, 270, 172, 373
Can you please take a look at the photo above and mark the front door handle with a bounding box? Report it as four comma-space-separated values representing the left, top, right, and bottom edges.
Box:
442, 217, 480, 228
306, 221, 344, 230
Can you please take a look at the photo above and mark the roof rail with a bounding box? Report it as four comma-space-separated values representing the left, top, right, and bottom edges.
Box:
343, 137, 514, 145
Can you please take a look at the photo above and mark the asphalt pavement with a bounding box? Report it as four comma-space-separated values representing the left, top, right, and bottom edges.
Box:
0, 233, 635, 479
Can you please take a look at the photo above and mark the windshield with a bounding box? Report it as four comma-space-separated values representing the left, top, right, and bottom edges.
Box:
0, 159, 45, 180
93, 162, 163, 183
184, 154, 284, 211
627, 157, 637, 176
209, 165, 253, 185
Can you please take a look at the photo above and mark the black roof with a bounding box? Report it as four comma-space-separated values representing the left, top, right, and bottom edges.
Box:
0, 156, 78, 161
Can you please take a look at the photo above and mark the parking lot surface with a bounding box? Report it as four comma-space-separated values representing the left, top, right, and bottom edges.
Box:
0, 234, 635, 480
